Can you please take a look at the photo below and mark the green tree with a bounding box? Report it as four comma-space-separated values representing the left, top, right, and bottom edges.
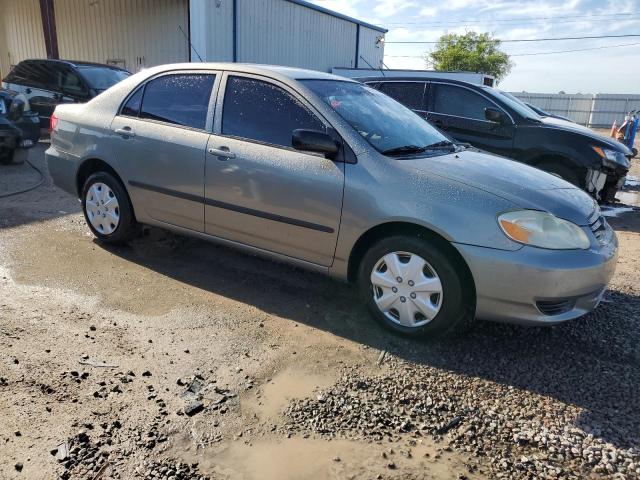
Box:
426, 32, 513, 82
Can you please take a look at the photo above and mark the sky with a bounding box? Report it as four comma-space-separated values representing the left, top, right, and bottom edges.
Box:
307, 0, 640, 94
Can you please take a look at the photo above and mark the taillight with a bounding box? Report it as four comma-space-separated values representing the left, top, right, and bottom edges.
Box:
49, 113, 58, 132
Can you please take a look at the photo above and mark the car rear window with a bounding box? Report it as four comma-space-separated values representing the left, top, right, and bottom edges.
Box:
76, 66, 130, 92
138, 74, 215, 130
222, 76, 324, 148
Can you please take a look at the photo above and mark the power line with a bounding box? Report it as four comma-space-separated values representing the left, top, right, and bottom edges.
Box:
385, 33, 640, 44
384, 41, 640, 59
381, 11, 640, 26
510, 41, 640, 56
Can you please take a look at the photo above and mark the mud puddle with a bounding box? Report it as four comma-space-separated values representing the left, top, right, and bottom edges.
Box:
244, 366, 337, 420
187, 435, 483, 480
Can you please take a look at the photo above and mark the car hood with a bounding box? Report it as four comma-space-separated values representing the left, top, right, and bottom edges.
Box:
401, 150, 597, 226
541, 116, 632, 154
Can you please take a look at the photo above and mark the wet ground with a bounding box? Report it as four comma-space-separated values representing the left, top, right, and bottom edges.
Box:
1, 145, 640, 479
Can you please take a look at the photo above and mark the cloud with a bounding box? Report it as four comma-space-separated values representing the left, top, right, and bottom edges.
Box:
373, 0, 417, 18
419, 6, 438, 17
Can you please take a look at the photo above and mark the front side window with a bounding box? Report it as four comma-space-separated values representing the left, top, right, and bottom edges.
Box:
302, 80, 449, 155
222, 76, 324, 148
432, 84, 495, 121
139, 74, 215, 130
56, 67, 87, 96
376, 82, 426, 111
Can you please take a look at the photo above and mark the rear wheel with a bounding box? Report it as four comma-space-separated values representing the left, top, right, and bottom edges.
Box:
358, 235, 474, 338
82, 172, 139, 243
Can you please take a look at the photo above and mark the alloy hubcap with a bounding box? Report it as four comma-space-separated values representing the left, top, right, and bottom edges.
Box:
85, 182, 120, 235
370, 251, 443, 328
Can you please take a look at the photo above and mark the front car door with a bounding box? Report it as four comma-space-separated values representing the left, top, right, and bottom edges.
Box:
111, 71, 219, 232
426, 83, 515, 156
204, 73, 344, 267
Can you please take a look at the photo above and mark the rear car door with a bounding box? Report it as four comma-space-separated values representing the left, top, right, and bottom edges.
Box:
427, 83, 515, 156
111, 72, 218, 232
204, 73, 344, 267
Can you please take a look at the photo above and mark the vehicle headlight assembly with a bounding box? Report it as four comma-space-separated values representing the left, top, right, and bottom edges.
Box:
498, 210, 590, 250
592, 146, 630, 169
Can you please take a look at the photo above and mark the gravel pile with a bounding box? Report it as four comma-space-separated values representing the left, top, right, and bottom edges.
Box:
52, 430, 113, 479
134, 459, 210, 479
285, 358, 640, 479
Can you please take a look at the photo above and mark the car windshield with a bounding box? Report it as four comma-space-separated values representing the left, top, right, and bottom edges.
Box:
77, 66, 130, 92
301, 79, 452, 156
487, 87, 542, 121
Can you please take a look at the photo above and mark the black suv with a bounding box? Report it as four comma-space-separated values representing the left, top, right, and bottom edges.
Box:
361, 77, 633, 202
2, 59, 130, 128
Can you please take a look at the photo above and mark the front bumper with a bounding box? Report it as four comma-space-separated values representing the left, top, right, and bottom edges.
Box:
453, 224, 618, 325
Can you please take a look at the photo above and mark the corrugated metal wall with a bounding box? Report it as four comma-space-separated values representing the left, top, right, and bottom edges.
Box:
189, 0, 234, 62
511, 92, 640, 127
54, 0, 189, 72
357, 26, 384, 69
236, 0, 359, 71
0, 0, 47, 78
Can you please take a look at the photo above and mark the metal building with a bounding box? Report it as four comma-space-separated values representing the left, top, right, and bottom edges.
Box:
0, 0, 386, 78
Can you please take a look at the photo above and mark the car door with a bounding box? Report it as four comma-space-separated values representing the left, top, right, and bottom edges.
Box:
110, 71, 218, 232
426, 83, 515, 156
204, 73, 344, 267
374, 81, 429, 118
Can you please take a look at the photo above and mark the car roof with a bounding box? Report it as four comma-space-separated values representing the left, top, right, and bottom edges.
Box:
356, 76, 485, 88
21, 58, 129, 72
136, 62, 358, 83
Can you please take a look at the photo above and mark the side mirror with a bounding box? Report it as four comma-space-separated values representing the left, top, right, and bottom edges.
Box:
485, 107, 506, 124
292, 129, 339, 156
8, 98, 25, 121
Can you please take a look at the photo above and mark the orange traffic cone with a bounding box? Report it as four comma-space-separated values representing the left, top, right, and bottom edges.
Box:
610, 120, 618, 138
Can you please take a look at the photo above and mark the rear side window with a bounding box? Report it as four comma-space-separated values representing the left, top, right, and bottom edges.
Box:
376, 82, 426, 111
139, 74, 215, 129
121, 87, 143, 117
432, 84, 495, 121
4, 61, 53, 89
222, 76, 324, 148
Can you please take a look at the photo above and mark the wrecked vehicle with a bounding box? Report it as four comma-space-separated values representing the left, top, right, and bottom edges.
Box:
362, 77, 632, 202
46, 64, 617, 337
0, 89, 40, 165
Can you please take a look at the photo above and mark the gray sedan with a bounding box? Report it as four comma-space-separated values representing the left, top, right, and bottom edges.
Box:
46, 63, 618, 337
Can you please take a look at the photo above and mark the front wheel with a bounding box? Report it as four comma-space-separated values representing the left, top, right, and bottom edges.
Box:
358, 235, 474, 338
82, 171, 139, 243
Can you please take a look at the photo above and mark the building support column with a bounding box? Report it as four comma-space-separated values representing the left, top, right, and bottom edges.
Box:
39, 0, 59, 59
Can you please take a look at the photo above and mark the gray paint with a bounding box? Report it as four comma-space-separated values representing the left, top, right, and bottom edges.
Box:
46, 63, 618, 326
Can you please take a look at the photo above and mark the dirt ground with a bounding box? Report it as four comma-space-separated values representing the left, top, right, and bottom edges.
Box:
1, 144, 640, 479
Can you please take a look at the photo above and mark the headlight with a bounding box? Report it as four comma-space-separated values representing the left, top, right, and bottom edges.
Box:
592, 146, 630, 169
498, 210, 590, 250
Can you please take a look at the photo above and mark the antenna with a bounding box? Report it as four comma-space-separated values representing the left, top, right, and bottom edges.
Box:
178, 25, 203, 62
359, 55, 385, 77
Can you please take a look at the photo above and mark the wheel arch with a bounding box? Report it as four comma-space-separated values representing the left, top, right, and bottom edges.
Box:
346, 221, 476, 298
75, 157, 137, 221
530, 153, 586, 184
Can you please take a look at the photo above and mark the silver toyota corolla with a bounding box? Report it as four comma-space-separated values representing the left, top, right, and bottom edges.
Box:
46, 63, 618, 337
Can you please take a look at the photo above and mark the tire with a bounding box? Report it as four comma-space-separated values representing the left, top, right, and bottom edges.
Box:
538, 162, 581, 187
357, 235, 474, 338
81, 171, 139, 244
0, 149, 15, 165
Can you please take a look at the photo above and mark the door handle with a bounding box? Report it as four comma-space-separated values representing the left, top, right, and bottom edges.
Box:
114, 127, 135, 138
208, 147, 235, 159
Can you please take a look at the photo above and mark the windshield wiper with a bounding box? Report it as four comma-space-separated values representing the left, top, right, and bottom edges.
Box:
382, 145, 427, 156
424, 140, 456, 149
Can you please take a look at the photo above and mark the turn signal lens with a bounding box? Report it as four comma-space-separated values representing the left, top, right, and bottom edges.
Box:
499, 219, 530, 243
